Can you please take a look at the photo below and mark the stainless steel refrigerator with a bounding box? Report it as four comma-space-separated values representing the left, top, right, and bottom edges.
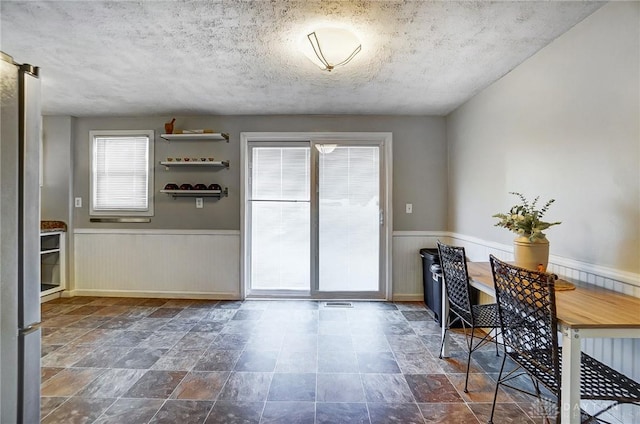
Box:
1, 51, 42, 423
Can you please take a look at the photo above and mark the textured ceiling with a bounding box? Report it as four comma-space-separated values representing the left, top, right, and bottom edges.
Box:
1, 1, 603, 117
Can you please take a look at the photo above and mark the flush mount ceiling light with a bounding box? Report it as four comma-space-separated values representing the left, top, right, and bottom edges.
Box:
302, 27, 362, 72
315, 144, 337, 154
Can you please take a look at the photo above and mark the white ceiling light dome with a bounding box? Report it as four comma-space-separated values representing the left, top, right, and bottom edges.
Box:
301, 27, 362, 72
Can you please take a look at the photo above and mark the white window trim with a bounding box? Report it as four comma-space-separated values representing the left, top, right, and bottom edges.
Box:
89, 129, 155, 217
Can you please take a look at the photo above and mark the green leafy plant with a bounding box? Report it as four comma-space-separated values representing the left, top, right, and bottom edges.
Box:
492, 192, 561, 242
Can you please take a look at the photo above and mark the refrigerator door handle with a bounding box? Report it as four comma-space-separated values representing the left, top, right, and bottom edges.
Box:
18, 322, 42, 336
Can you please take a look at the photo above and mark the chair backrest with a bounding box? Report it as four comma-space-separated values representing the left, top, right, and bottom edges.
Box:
489, 255, 561, 387
437, 241, 474, 324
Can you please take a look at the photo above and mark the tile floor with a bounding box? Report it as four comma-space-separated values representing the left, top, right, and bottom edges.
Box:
39, 297, 541, 423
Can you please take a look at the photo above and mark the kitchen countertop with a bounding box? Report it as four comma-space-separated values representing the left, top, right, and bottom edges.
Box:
40, 220, 67, 233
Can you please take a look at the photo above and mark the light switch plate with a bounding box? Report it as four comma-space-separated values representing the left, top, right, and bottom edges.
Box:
196, 198, 203, 208
406, 203, 412, 214
75, 197, 82, 208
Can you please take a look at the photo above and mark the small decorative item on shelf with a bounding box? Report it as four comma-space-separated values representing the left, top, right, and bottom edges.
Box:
167, 157, 174, 162
492, 192, 561, 272
175, 157, 182, 162
164, 118, 176, 134
191, 157, 198, 162
208, 183, 222, 191
184, 158, 190, 162
208, 157, 215, 161
164, 183, 179, 190
179, 183, 193, 190
194, 183, 207, 190
200, 157, 207, 162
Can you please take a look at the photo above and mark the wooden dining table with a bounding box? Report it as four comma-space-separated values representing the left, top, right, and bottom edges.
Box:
439, 261, 640, 424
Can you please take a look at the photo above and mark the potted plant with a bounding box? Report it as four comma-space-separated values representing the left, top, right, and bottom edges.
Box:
493, 192, 561, 271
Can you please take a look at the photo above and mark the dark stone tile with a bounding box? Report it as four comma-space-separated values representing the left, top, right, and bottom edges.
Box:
111, 347, 168, 369
386, 334, 429, 354
129, 318, 171, 332
149, 399, 213, 424
188, 299, 220, 309
194, 349, 242, 371
161, 299, 195, 308
41, 397, 115, 424
68, 315, 114, 328
41, 368, 106, 397
367, 402, 425, 424
419, 403, 480, 423
205, 401, 264, 424
41, 344, 63, 358
318, 350, 359, 373
353, 302, 398, 310
152, 348, 206, 371
467, 402, 535, 423
139, 298, 169, 307
40, 396, 67, 420
361, 374, 414, 403
218, 372, 272, 401
158, 319, 198, 332
261, 401, 315, 424
222, 320, 258, 334
76, 368, 146, 398
148, 307, 183, 318
172, 371, 230, 400
203, 309, 237, 321
316, 402, 370, 424
174, 308, 209, 321
473, 350, 517, 374
104, 330, 152, 347
174, 331, 218, 350
316, 373, 365, 402
436, 350, 484, 374
405, 374, 462, 403
41, 367, 64, 383
41, 344, 96, 367
267, 373, 316, 401
381, 322, 416, 336
63, 305, 107, 315
124, 370, 187, 399
447, 372, 513, 403
210, 333, 250, 350
234, 350, 278, 372
97, 316, 138, 329
215, 300, 244, 309
190, 321, 226, 333
72, 346, 132, 368
94, 398, 164, 424
357, 351, 401, 373
232, 309, 263, 320
41, 327, 91, 345
118, 306, 158, 319
401, 311, 432, 321
395, 351, 444, 374
139, 331, 188, 349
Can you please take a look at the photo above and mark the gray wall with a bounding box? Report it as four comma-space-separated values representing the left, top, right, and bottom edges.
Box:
41, 116, 73, 223
446, 2, 639, 273
65, 115, 446, 230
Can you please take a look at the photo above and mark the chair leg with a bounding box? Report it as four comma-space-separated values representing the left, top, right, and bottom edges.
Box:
439, 314, 450, 359
464, 326, 475, 393
494, 328, 499, 356
488, 353, 508, 424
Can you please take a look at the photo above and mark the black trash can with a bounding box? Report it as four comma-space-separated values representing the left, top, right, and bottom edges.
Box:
419, 248, 476, 327
419, 248, 443, 325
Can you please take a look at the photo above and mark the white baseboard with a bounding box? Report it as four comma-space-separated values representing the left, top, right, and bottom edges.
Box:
68, 289, 239, 300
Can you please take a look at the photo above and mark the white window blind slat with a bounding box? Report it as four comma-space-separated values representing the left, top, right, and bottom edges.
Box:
90, 131, 154, 215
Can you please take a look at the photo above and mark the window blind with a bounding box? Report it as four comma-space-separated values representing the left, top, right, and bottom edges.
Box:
92, 135, 149, 211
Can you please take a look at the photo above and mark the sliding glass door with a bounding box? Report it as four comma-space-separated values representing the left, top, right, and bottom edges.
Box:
317, 145, 380, 292
247, 138, 386, 298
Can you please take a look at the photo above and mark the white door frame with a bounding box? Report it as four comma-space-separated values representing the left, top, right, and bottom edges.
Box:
240, 132, 393, 300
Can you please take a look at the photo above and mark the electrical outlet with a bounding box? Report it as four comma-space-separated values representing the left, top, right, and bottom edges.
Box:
406, 203, 412, 214
75, 197, 82, 208
196, 198, 203, 208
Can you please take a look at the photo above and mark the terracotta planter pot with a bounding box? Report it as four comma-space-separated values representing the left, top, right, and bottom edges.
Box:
513, 236, 549, 272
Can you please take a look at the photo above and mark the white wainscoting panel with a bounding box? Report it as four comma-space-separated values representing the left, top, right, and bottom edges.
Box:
73, 229, 240, 299
391, 231, 450, 301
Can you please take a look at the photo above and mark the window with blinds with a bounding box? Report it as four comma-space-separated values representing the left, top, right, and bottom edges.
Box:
89, 130, 154, 216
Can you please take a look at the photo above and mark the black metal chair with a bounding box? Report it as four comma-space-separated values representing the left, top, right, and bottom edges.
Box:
437, 241, 501, 393
488, 255, 640, 424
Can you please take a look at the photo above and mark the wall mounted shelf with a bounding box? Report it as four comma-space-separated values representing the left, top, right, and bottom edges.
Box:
161, 133, 229, 142
160, 188, 229, 198
159, 160, 229, 169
